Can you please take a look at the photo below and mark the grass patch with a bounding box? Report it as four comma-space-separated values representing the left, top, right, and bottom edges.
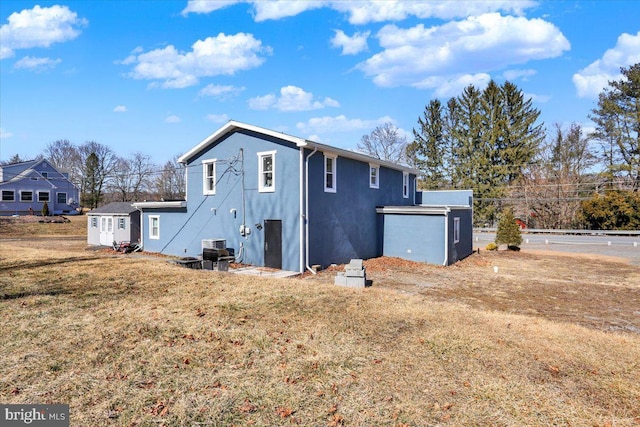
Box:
0, 224, 639, 425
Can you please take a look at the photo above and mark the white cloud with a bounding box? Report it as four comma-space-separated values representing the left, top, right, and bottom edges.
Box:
414, 73, 492, 97
0, 5, 87, 60
123, 33, 270, 88
358, 13, 569, 88
181, 0, 240, 16
503, 69, 537, 81
198, 84, 245, 99
181, 1, 536, 23
524, 92, 551, 103
331, 30, 369, 55
13, 56, 61, 71
165, 115, 181, 123
296, 114, 395, 136
0, 128, 13, 139
248, 86, 340, 111
206, 114, 230, 123
113, 105, 127, 113
572, 31, 640, 98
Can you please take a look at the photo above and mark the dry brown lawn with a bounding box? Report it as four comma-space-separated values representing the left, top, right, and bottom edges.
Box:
1, 216, 639, 426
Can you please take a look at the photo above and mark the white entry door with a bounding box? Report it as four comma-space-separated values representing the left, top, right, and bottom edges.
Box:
100, 216, 114, 246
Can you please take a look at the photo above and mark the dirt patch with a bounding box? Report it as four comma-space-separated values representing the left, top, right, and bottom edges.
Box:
304, 250, 640, 334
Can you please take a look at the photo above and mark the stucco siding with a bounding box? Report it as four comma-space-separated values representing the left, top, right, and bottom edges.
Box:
144, 130, 302, 272
447, 209, 474, 264
307, 151, 415, 267
381, 213, 447, 265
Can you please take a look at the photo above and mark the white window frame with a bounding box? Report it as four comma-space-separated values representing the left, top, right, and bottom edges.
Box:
20, 191, 33, 202
2, 190, 15, 202
402, 172, 409, 198
57, 192, 67, 204
118, 218, 126, 230
149, 215, 160, 240
91, 217, 98, 228
369, 164, 380, 189
453, 217, 460, 244
202, 159, 217, 195
324, 153, 337, 193
38, 191, 50, 202
257, 150, 276, 193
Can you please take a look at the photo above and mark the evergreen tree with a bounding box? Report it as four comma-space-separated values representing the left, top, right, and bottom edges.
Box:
589, 63, 640, 190
495, 207, 522, 249
412, 99, 447, 188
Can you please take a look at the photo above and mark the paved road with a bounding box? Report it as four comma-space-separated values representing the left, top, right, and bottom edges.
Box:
474, 232, 640, 265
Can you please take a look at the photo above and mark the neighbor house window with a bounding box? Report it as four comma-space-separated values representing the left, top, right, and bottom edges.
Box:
202, 159, 216, 195
91, 217, 98, 228
453, 217, 460, 244
324, 154, 337, 193
20, 191, 33, 202
118, 218, 126, 230
2, 190, 14, 201
149, 215, 160, 240
38, 191, 50, 202
258, 151, 276, 192
57, 192, 67, 204
369, 164, 379, 189
402, 172, 409, 198
42, 172, 48, 179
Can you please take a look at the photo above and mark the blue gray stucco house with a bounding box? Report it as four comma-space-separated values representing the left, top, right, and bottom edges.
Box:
133, 121, 472, 272
0, 159, 79, 216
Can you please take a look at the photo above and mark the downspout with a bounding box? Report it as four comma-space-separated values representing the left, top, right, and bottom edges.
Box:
304, 146, 318, 274
443, 207, 450, 266
299, 149, 305, 273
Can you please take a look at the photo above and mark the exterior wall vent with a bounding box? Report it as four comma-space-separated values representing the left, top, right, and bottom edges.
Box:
202, 239, 226, 250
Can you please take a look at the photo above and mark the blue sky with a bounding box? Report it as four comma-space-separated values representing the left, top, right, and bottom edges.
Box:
1, 0, 638, 164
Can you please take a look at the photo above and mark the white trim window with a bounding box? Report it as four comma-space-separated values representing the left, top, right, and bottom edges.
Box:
20, 191, 33, 202
91, 217, 98, 228
324, 154, 337, 193
369, 164, 380, 189
402, 172, 409, 198
2, 190, 15, 201
258, 150, 276, 193
38, 191, 50, 202
118, 218, 126, 230
203, 159, 216, 195
149, 215, 160, 240
56, 192, 67, 204
453, 217, 460, 244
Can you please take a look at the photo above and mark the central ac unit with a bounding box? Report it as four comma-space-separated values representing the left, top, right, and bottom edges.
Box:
202, 239, 226, 250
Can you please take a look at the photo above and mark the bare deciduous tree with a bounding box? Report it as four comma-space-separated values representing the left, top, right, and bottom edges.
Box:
358, 122, 408, 164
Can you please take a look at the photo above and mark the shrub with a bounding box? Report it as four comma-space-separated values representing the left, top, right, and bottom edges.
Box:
495, 207, 522, 249
485, 242, 498, 251
41, 201, 49, 217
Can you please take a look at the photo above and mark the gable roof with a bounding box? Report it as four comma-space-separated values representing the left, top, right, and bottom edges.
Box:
178, 120, 420, 175
87, 202, 137, 215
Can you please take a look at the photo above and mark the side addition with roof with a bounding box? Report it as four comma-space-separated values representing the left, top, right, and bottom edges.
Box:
87, 202, 141, 246
0, 159, 79, 216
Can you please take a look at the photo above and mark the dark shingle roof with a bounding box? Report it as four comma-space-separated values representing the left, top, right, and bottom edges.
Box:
88, 202, 137, 215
